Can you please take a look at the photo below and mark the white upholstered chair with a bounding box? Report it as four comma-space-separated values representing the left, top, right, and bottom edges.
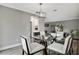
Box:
40, 31, 50, 40
40, 31, 45, 38
56, 32, 64, 41
20, 35, 45, 55
50, 32, 64, 40
47, 35, 72, 54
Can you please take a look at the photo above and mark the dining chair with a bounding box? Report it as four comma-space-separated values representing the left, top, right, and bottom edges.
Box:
50, 32, 64, 44
47, 35, 72, 55
40, 31, 45, 36
56, 32, 64, 41
20, 35, 45, 55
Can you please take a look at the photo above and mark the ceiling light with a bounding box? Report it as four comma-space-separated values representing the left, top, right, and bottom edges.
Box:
36, 3, 46, 17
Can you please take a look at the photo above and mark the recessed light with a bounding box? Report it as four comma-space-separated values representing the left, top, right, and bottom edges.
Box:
53, 9, 58, 12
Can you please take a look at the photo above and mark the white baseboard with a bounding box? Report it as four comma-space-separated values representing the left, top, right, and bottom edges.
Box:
0, 43, 21, 51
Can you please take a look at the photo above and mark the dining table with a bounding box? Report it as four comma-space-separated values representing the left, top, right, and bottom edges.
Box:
33, 32, 64, 55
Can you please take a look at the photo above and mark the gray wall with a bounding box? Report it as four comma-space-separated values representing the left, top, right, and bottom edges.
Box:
45, 19, 78, 33
0, 5, 31, 49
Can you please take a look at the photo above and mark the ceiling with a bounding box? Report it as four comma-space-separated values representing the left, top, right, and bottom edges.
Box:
0, 3, 78, 22
0, 3, 64, 13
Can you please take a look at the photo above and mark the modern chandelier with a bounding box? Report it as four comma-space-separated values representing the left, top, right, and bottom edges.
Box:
36, 3, 46, 17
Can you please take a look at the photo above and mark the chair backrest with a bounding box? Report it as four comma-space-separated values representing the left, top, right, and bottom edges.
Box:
57, 32, 63, 37
40, 31, 45, 39
20, 35, 31, 54
67, 37, 72, 53
56, 32, 64, 40
63, 35, 71, 54
40, 31, 45, 36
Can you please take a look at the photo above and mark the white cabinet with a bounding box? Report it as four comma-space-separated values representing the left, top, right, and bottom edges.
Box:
31, 16, 45, 37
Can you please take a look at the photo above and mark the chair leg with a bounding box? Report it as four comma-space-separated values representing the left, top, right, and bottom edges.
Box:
49, 50, 50, 55
71, 47, 73, 54
22, 49, 25, 55
43, 49, 45, 55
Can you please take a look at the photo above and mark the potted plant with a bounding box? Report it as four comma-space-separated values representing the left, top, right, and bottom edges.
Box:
71, 29, 79, 38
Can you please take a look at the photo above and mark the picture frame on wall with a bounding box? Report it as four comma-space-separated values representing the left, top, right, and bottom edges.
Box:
45, 23, 49, 27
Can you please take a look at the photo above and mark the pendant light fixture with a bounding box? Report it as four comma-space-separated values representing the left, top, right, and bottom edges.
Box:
36, 3, 46, 17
